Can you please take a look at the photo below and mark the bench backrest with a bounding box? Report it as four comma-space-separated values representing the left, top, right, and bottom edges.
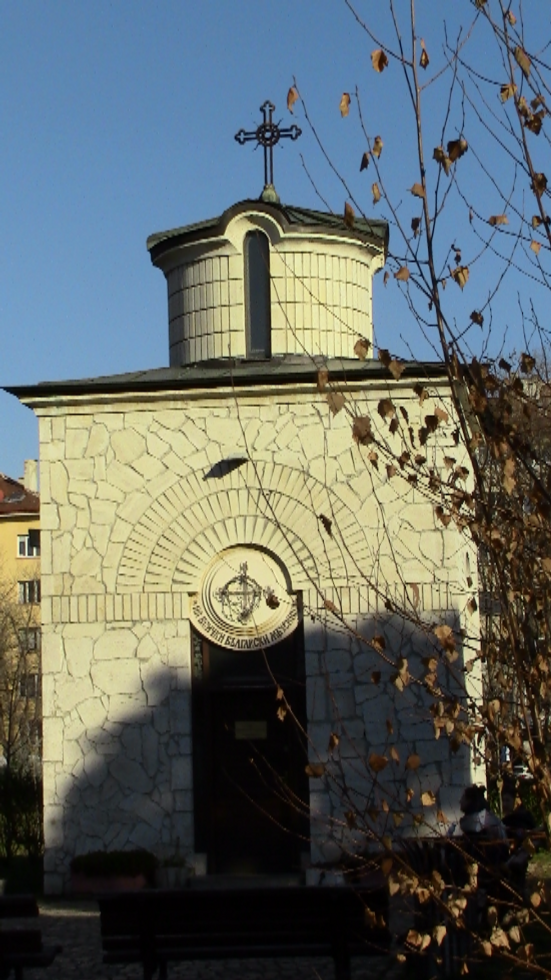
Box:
99, 886, 389, 951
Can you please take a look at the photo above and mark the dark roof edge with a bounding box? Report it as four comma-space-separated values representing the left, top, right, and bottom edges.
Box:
5, 360, 449, 402
147, 200, 389, 265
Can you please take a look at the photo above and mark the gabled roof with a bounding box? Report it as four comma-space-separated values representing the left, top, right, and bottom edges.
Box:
0, 474, 39, 516
147, 200, 389, 263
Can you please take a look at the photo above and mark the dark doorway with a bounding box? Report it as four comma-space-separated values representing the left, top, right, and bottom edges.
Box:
191, 623, 308, 874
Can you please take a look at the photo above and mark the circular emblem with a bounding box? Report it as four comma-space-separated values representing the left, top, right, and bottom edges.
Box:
190, 548, 299, 651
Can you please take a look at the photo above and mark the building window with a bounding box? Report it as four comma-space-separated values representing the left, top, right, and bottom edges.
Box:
18, 580, 41, 604
17, 531, 40, 558
19, 628, 41, 653
245, 230, 271, 358
19, 673, 40, 699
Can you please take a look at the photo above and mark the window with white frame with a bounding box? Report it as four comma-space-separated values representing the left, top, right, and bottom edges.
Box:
17, 531, 40, 558
18, 580, 41, 604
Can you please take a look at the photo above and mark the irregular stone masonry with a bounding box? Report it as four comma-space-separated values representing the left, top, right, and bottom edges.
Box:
33, 381, 483, 893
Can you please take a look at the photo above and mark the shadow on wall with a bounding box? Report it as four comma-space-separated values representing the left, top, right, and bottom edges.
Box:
44, 608, 479, 893
304, 609, 478, 866
45, 665, 193, 894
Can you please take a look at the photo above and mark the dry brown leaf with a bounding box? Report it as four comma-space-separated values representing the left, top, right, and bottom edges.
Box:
369, 752, 389, 773
434, 406, 449, 422
406, 753, 421, 770
433, 925, 447, 946
371, 49, 389, 72
394, 266, 410, 282
531, 240, 541, 254
500, 82, 517, 102
451, 265, 469, 289
390, 746, 400, 764
420, 40, 429, 70
354, 337, 370, 360
287, 87, 299, 113
383, 271, 389, 286
411, 216, 421, 237
470, 310, 484, 326
532, 172, 547, 196
344, 201, 355, 228
421, 790, 436, 806
371, 670, 381, 684
327, 391, 345, 415
488, 214, 508, 226
507, 10, 517, 24
515, 46, 531, 78
520, 352, 536, 373
410, 582, 420, 608
436, 810, 449, 825
381, 857, 393, 877
305, 763, 324, 778
386, 464, 397, 478
340, 92, 351, 117
410, 182, 425, 199
372, 182, 381, 204
368, 450, 378, 468
360, 151, 370, 172
378, 398, 396, 419
447, 138, 468, 162
328, 732, 340, 752
317, 369, 329, 391
276, 705, 287, 721
434, 624, 455, 650
532, 214, 543, 227
389, 360, 405, 380
433, 146, 451, 175
352, 416, 374, 445
372, 135, 383, 158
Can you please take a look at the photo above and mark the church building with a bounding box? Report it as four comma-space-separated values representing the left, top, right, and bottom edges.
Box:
7, 110, 481, 893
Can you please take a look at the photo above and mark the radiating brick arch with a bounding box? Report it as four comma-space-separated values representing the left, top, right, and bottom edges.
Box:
116, 461, 369, 593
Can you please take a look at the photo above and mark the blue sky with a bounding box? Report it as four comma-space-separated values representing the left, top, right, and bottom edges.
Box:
1, 1, 549, 479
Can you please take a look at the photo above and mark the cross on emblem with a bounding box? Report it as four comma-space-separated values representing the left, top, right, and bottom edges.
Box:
215, 562, 262, 624
235, 100, 302, 201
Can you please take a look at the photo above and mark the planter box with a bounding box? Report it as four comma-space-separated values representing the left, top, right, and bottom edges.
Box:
70, 872, 147, 895
155, 866, 190, 889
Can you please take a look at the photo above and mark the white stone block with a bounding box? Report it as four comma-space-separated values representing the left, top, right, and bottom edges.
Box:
91, 659, 142, 695
94, 629, 138, 660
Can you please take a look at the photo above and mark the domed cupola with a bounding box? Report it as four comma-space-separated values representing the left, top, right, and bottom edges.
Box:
147, 201, 387, 367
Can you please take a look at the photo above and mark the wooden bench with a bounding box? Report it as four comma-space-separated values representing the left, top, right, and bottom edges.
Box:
0, 894, 62, 980
98, 885, 390, 980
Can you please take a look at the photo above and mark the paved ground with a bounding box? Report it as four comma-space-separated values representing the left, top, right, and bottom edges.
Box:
18, 898, 407, 980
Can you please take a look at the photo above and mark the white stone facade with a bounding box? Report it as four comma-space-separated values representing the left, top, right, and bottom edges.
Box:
28, 377, 481, 893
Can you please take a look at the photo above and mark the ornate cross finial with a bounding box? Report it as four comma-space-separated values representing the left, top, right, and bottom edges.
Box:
235, 100, 301, 203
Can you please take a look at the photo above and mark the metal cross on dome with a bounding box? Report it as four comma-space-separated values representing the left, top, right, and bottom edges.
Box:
235, 100, 301, 199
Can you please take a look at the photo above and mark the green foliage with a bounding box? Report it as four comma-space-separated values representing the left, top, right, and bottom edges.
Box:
70, 848, 158, 881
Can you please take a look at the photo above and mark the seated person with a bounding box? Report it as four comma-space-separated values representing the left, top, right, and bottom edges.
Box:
457, 785, 509, 887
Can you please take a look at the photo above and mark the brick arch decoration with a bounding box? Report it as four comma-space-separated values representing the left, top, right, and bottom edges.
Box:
116, 461, 370, 594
